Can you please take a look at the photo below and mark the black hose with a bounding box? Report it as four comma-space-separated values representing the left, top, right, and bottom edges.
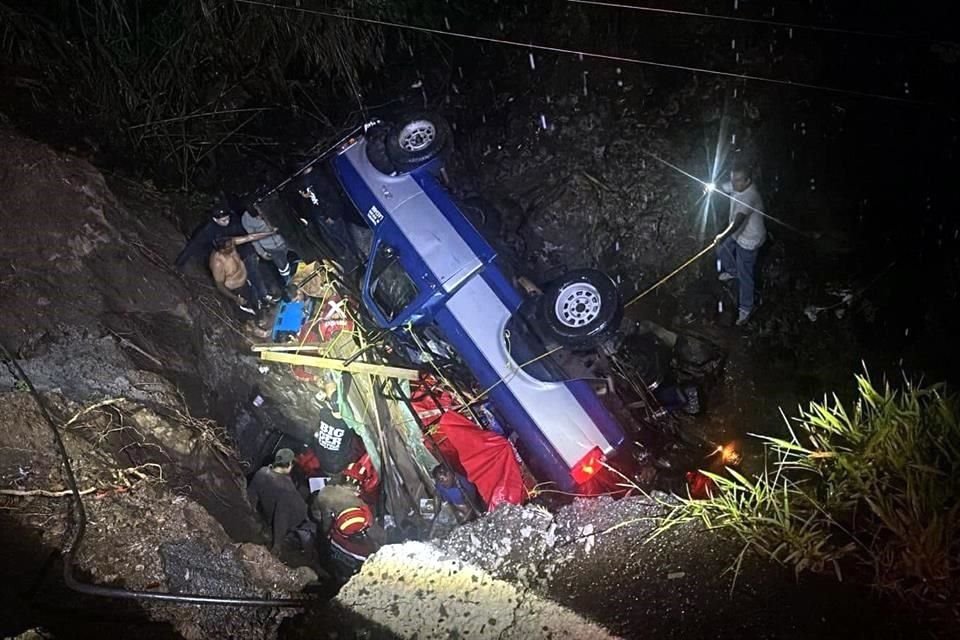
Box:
0, 343, 310, 608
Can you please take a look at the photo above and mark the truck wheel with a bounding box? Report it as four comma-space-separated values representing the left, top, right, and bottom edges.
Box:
364, 123, 398, 175
539, 269, 622, 348
385, 112, 451, 171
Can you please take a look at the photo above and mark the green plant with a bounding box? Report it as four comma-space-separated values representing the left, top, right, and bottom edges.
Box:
653, 373, 960, 613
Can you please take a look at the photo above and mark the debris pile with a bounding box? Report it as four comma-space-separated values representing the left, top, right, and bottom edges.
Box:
330, 495, 922, 639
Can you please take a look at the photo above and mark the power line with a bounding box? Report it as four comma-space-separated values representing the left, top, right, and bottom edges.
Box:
233, 0, 930, 106
563, 0, 958, 46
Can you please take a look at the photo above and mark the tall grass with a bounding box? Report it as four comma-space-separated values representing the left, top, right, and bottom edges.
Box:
654, 373, 960, 614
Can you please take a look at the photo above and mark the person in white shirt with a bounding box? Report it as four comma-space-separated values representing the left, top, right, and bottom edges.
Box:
715, 162, 766, 326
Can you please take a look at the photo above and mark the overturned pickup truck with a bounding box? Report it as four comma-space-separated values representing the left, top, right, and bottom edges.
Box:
278, 114, 712, 493
283, 113, 636, 494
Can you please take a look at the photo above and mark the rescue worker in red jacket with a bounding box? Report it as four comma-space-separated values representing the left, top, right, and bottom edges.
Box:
310, 474, 384, 581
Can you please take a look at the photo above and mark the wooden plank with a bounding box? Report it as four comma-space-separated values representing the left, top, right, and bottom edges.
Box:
258, 351, 421, 381
250, 343, 327, 353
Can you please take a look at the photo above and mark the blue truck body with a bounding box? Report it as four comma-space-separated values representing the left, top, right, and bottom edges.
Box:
332, 137, 626, 492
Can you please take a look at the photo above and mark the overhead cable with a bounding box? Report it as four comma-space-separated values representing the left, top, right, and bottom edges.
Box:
563, 0, 958, 45
233, 0, 930, 106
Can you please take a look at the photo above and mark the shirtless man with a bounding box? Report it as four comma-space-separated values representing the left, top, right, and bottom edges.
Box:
209, 235, 273, 322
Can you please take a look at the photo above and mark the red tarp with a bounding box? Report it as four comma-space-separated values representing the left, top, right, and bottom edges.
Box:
425, 411, 526, 509
410, 375, 456, 426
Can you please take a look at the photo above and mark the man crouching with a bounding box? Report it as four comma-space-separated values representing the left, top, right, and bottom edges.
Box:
311, 474, 385, 582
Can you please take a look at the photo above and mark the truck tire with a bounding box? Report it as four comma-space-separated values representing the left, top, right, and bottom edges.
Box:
538, 269, 622, 349
364, 123, 398, 175
385, 112, 451, 172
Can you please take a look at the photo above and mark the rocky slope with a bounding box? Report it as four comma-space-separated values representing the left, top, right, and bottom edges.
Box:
0, 128, 311, 638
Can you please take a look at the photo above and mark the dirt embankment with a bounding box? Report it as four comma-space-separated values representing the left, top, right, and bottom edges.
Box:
0, 128, 315, 638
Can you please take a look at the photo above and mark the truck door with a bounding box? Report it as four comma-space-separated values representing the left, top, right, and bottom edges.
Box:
361, 236, 441, 330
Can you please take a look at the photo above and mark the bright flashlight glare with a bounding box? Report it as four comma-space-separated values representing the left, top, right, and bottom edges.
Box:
705, 182, 716, 193
721, 443, 742, 466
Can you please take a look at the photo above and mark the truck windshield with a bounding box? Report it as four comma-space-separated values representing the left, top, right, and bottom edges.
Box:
503, 309, 570, 383
369, 244, 418, 321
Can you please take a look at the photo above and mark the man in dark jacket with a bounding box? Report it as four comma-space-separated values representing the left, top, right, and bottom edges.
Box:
247, 448, 309, 552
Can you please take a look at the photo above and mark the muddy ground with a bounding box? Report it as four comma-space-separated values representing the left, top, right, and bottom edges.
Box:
0, 390, 315, 639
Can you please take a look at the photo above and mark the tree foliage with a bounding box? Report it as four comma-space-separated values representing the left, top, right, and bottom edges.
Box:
0, 0, 432, 184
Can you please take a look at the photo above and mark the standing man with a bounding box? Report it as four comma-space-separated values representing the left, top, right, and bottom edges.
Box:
715, 161, 766, 326
313, 381, 364, 476
247, 448, 311, 553
242, 201, 292, 280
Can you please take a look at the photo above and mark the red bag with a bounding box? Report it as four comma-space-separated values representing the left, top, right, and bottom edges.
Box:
317, 294, 354, 341
685, 470, 717, 500
295, 449, 321, 476
410, 374, 457, 426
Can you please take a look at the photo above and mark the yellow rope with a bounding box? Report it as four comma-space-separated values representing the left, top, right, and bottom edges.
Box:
464, 344, 565, 408
295, 285, 331, 353
333, 232, 727, 429
468, 232, 730, 405
624, 238, 719, 308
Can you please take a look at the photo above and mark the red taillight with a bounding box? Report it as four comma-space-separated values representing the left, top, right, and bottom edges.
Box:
570, 446, 605, 485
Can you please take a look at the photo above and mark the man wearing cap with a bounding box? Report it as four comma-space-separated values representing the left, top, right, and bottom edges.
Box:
247, 448, 309, 553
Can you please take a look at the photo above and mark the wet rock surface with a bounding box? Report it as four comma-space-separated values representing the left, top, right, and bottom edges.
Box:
160, 540, 312, 640
0, 390, 308, 639
0, 330, 177, 406
336, 542, 618, 639
334, 498, 927, 639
